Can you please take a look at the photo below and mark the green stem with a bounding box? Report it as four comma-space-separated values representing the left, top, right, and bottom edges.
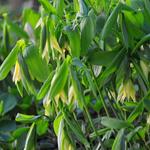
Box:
83, 104, 106, 150
107, 88, 125, 120
89, 64, 110, 117
105, 88, 119, 118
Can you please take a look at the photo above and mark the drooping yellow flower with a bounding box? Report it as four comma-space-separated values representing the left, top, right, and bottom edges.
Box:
117, 79, 136, 103
12, 61, 21, 84
50, 35, 62, 54
68, 86, 75, 104
42, 40, 50, 63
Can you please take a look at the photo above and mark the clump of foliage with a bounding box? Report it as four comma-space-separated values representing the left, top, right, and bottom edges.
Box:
1, 0, 150, 149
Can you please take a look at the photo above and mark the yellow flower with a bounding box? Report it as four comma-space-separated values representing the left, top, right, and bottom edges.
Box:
117, 79, 136, 103
12, 61, 21, 84
50, 35, 62, 54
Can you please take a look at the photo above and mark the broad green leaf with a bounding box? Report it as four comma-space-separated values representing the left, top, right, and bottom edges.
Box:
18, 53, 36, 95
16, 113, 41, 123
64, 26, 81, 57
22, 8, 40, 28
127, 101, 144, 123
0, 120, 16, 132
112, 129, 125, 150
63, 109, 90, 148
12, 127, 29, 139
143, 99, 150, 112
0, 93, 17, 115
121, 14, 129, 49
55, 0, 65, 18
87, 49, 119, 66
49, 56, 70, 98
7, 20, 28, 39
0, 133, 13, 142
84, 68, 97, 99
57, 119, 75, 150
0, 43, 20, 80
80, 15, 95, 55
24, 123, 36, 150
101, 2, 122, 40
78, 0, 88, 16
53, 113, 63, 136
38, 0, 56, 14
124, 11, 144, 28
23, 45, 50, 82
36, 117, 49, 136
37, 71, 54, 100
70, 66, 84, 108
101, 117, 131, 129
144, 0, 150, 16
73, 0, 79, 12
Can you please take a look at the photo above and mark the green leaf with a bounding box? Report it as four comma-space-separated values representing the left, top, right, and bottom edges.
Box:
23, 45, 50, 82
143, 99, 150, 112
98, 48, 126, 87
38, 0, 56, 14
12, 127, 29, 139
39, 24, 47, 54
36, 117, 49, 136
121, 14, 129, 49
101, 117, 131, 129
24, 123, 36, 150
144, 0, 150, 16
55, 0, 65, 18
70, 66, 84, 108
87, 49, 119, 66
63, 109, 90, 148
0, 43, 19, 80
132, 59, 149, 88
0, 120, 16, 132
49, 56, 70, 98
131, 33, 150, 54
3, 21, 10, 51
53, 113, 63, 136
7, 20, 28, 39
89, 128, 109, 139
18, 53, 36, 95
101, 2, 122, 40
80, 15, 95, 55
22, 8, 40, 28
64, 26, 81, 57
37, 71, 54, 100
73, 0, 79, 12
0, 93, 18, 115
16, 113, 41, 123
0, 133, 13, 142
0, 100, 3, 115
127, 101, 144, 123
127, 126, 142, 142
112, 129, 125, 150
78, 0, 88, 16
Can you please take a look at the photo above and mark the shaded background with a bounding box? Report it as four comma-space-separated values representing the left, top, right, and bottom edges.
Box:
0, 0, 39, 14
